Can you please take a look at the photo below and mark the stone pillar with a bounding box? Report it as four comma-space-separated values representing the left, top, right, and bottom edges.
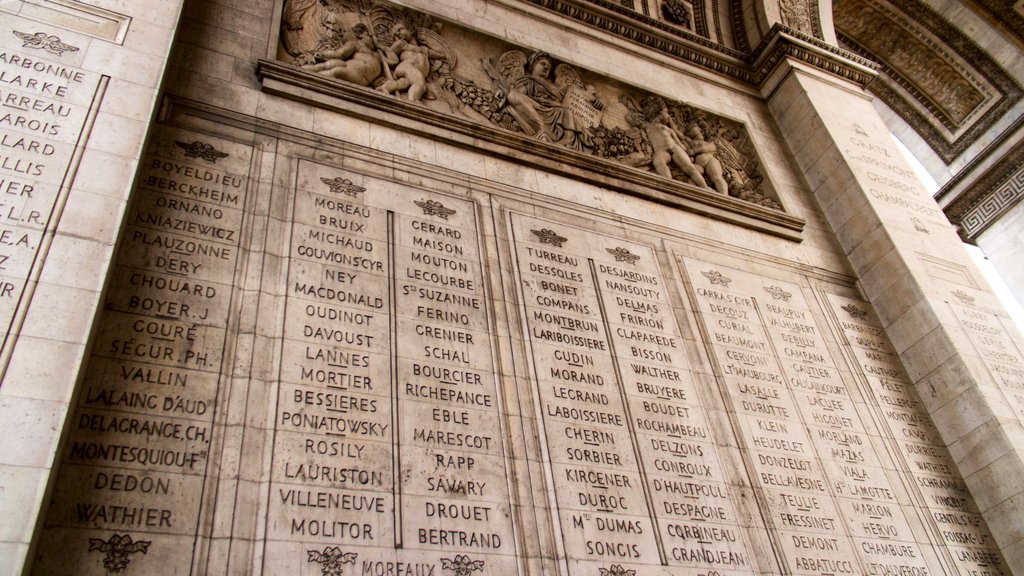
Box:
763, 45, 1024, 571
0, 1, 184, 573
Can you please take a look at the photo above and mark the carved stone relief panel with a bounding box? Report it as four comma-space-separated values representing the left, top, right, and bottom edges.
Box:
269, 0, 780, 212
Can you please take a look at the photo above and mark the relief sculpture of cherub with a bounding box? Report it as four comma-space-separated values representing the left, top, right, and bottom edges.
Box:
684, 124, 728, 195
298, 17, 382, 87
277, 2, 776, 208
483, 50, 602, 151
639, 96, 709, 189
377, 21, 447, 102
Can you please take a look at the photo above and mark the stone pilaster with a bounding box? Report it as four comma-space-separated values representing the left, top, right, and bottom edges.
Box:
0, 2, 185, 573
765, 50, 1024, 571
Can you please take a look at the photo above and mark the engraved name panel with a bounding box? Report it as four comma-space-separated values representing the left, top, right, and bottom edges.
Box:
829, 294, 1010, 576
511, 215, 754, 575
681, 259, 934, 575
263, 161, 515, 575
35, 129, 250, 575
0, 23, 100, 358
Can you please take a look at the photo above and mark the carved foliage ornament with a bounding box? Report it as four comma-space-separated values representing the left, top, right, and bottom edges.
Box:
13, 30, 79, 55
176, 141, 229, 163
951, 289, 975, 306
702, 269, 731, 287
307, 547, 357, 575
415, 199, 456, 219
607, 247, 640, 264
531, 228, 567, 247
778, 0, 813, 34
277, 0, 780, 210
661, 0, 693, 28
441, 555, 485, 576
88, 534, 151, 573
321, 176, 366, 196
763, 284, 792, 301
841, 303, 868, 320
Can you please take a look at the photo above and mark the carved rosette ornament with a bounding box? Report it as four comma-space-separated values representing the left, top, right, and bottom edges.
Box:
607, 247, 640, 264
660, 0, 693, 28
441, 555, 485, 575
275, 0, 781, 211
307, 547, 358, 576
13, 30, 79, 55
763, 285, 792, 301
175, 141, 229, 163
531, 228, 567, 247
87, 533, 151, 573
702, 270, 732, 287
841, 303, 868, 320
414, 199, 457, 219
320, 176, 366, 197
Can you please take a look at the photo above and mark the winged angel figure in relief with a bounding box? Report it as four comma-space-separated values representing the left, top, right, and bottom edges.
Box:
482, 50, 603, 151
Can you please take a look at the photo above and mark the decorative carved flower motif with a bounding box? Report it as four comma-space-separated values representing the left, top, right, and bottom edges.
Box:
175, 140, 229, 163
414, 199, 456, 219
531, 228, 567, 247
606, 247, 640, 264
13, 30, 78, 55
307, 547, 357, 576
88, 533, 151, 573
952, 290, 975, 305
441, 554, 485, 576
320, 177, 366, 197
599, 565, 636, 576
841, 303, 868, 320
702, 270, 731, 287
660, 0, 692, 27
763, 285, 792, 301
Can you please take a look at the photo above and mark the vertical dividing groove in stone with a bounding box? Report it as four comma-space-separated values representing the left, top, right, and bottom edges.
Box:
387, 208, 402, 548
0, 73, 108, 382
588, 257, 668, 566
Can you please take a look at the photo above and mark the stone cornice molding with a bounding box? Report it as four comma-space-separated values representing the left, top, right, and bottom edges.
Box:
524, 0, 754, 81
750, 25, 878, 90
521, 0, 877, 88
257, 59, 805, 239
940, 134, 1024, 241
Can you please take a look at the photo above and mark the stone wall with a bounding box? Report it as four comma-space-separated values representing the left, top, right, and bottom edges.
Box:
7, 0, 1024, 574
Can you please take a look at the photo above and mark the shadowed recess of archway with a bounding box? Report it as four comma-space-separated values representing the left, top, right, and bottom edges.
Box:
833, 0, 1022, 163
